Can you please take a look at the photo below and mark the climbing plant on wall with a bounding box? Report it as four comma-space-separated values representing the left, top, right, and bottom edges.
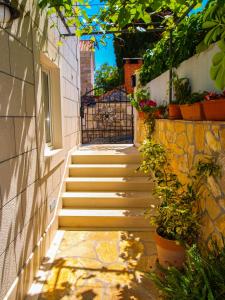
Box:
139, 12, 207, 85
113, 32, 161, 83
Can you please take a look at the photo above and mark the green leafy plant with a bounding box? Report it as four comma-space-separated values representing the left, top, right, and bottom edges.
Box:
38, 0, 203, 43
170, 99, 180, 105
172, 72, 207, 104
139, 139, 220, 246
200, 0, 225, 89
180, 92, 208, 104
129, 89, 157, 113
140, 12, 206, 85
148, 240, 225, 300
173, 73, 192, 104
94, 63, 121, 96
188, 92, 208, 104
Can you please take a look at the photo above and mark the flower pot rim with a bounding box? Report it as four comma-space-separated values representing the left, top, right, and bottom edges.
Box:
180, 102, 202, 107
154, 229, 185, 251
204, 98, 225, 102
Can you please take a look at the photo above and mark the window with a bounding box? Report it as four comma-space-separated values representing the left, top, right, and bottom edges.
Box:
42, 69, 52, 145
40, 53, 63, 152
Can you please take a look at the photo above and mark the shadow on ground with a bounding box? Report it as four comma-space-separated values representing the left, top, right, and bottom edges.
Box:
30, 231, 158, 300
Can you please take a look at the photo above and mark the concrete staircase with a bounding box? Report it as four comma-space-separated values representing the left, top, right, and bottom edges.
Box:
59, 145, 156, 231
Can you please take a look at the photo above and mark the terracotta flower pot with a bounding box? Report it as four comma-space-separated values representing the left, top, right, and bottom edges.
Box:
154, 109, 163, 119
154, 230, 186, 269
168, 104, 182, 120
202, 98, 225, 121
138, 111, 149, 120
180, 102, 204, 121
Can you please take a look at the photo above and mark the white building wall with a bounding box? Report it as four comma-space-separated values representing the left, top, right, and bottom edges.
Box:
144, 44, 220, 104
0, 2, 81, 299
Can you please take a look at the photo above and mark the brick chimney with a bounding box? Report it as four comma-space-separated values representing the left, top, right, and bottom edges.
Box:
123, 58, 143, 94
80, 40, 95, 95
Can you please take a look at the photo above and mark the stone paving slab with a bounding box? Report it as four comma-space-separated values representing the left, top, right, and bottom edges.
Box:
37, 231, 159, 300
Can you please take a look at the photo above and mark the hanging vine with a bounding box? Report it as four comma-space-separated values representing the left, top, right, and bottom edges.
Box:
38, 0, 203, 42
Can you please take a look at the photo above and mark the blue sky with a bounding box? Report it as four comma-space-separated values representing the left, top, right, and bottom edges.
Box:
81, 0, 116, 69
82, 0, 208, 70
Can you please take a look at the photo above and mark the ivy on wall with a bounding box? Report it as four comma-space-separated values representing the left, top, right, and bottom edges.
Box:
139, 12, 207, 86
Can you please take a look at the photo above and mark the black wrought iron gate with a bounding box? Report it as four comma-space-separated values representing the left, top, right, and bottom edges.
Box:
81, 88, 134, 144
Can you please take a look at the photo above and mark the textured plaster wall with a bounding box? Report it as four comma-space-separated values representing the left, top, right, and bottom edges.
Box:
0, 1, 81, 299
135, 119, 225, 247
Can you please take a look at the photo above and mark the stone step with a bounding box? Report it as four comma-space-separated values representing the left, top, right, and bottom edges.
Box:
62, 191, 156, 208
68, 163, 145, 177
71, 151, 141, 165
58, 208, 153, 230
65, 177, 153, 192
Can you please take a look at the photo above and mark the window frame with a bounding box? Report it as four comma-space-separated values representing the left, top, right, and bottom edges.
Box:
40, 52, 63, 154
42, 67, 53, 147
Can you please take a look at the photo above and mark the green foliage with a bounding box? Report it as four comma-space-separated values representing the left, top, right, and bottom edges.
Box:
113, 28, 164, 81
185, 92, 208, 104
129, 88, 149, 110
99, 0, 202, 32
201, 0, 225, 90
38, 0, 203, 42
149, 241, 225, 300
94, 63, 121, 96
173, 73, 207, 104
139, 139, 220, 245
128, 88, 157, 113
173, 73, 192, 104
196, 157, 222, 178
140, 12, 206, 85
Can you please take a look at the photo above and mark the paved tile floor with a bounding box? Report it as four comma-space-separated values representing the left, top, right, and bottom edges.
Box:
37, 231, 159, 300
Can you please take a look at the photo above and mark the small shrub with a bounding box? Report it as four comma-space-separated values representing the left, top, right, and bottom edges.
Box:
139, 139, 220, 246
148, 241, 225, 300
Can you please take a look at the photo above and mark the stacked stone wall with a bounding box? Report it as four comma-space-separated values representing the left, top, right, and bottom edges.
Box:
136, 119, 225, 246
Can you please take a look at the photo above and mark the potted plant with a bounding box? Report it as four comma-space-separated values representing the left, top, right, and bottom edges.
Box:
179, 92, 206, 121
203, 91, 225, 121
148, 241, 225, 299
129, 88, 157, 120
169, 73, 192, 120
168, 100, 182, 120
139, 139, 220, 268
155, 104, 168, 119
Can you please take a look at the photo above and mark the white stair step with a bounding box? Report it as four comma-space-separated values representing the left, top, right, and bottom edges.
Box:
58, 208, 152, 229
69, 163, 145, 177
62, 191, 156, 208
71, 152, 141, 164
65, 177, 153, 192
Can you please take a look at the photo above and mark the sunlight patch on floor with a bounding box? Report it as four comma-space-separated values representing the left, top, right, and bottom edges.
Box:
27, 231, 158, 299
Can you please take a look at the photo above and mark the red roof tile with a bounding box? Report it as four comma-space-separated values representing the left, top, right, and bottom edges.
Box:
79, 40, 95, 52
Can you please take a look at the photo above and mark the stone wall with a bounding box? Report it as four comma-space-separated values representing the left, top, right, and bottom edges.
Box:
80, 47, 94, 95
135, 118, 225, 246
0, 1, 80, 299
